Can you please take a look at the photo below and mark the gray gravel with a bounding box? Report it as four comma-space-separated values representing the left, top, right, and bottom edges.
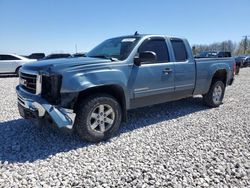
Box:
0, 69, 250, 187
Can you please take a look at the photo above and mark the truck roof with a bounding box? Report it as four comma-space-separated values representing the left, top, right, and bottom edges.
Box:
116, 34, 186, 41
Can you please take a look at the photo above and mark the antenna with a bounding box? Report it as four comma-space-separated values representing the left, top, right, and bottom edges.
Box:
75, 44, 78, 53
134, 31, 139, 35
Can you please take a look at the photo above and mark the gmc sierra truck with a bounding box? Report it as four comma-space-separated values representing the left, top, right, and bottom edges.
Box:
16, 34, 235, 142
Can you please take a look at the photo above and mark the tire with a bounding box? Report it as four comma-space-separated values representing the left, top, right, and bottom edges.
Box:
74, 94, 122, 142
203, 80, 225, 108
31, 115, 58, 131
236, 65, 240, 75
15, 67, 21, 76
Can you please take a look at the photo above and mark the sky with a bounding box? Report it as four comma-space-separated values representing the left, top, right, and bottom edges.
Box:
0, 0, 249, 55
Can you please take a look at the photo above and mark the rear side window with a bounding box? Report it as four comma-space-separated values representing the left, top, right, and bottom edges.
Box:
0, 55, 20, 60
139, 39, 170, 62
170, 39, 188, 62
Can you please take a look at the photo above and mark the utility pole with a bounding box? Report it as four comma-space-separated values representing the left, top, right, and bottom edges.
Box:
242, 36, 250, 54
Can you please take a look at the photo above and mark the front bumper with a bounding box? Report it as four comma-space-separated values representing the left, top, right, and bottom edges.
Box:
16, 85, 73, 128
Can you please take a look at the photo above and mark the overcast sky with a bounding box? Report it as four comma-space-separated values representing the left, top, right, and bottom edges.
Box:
0, 0, 249, 55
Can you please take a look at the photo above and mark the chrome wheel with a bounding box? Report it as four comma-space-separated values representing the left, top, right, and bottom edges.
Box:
88, 104, 115, 133
212, 85, 223, 104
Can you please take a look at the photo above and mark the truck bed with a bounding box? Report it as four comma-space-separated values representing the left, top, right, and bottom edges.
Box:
194, 57, 235, 95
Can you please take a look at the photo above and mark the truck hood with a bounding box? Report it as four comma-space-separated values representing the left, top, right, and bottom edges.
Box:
21, 57, 112, 74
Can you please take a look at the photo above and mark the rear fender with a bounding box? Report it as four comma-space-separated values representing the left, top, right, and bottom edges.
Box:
206, 63, 230, 93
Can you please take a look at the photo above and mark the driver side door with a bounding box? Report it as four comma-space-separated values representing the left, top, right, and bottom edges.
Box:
130, 37, 175, 108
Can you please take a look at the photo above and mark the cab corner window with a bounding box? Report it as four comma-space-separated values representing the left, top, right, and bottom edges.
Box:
171, 39, 188, 62
139, 39, 170, 63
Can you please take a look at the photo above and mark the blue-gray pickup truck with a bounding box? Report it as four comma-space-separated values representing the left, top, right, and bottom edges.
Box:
16, 34, 235, 142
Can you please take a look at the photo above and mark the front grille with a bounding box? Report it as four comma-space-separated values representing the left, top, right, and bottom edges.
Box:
20, 72, 37, 94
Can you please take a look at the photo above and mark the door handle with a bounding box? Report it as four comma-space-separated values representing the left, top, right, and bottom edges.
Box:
162, 68, 172, 74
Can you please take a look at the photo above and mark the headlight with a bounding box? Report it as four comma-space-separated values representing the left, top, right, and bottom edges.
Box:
41, 74, 62, 104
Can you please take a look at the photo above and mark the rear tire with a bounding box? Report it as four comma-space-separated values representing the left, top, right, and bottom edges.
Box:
203, 80, 225, 108
74, 94, 122, 142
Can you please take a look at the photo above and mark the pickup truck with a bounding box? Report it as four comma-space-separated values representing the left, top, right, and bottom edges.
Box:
16, 34, 235, 142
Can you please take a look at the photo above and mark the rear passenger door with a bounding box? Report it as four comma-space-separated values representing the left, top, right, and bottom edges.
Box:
130, 37, 175, 108
170, 39, 196, 98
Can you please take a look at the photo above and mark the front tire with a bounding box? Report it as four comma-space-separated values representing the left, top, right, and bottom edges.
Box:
203, 80, 225, 108
74, 94, 122, 142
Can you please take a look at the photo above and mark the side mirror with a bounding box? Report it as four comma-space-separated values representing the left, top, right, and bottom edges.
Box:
134, 51, 157, 66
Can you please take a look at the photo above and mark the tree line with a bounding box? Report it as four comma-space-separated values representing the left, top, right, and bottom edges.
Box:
192, 38, 250, 56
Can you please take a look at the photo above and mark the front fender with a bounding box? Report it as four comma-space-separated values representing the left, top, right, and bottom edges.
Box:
61, 69, 128, 91
60, 67, 131, 108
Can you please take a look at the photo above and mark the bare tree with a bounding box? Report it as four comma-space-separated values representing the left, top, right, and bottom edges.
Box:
234, 38, 250, 55
193, 40, 240, 56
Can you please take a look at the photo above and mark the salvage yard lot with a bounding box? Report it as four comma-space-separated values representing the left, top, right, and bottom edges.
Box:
0, 69, 250, 187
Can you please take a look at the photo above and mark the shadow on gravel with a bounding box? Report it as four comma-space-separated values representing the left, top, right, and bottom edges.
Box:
0, 119, 89, 163
0, 97, 208, 163
121, 97, 208, 132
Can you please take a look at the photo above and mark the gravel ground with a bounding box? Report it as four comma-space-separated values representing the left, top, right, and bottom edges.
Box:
0, 69, 250, 187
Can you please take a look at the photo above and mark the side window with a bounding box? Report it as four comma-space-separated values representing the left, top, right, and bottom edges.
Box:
0, 55, 20, 60
139, 39, 169, 63
170, 39, 188, 62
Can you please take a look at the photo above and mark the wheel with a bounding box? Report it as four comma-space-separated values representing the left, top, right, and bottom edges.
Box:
74, 94, 122, 142
15, 67, 21, 76
203, 80, 225, 108
236, 65, 240, 75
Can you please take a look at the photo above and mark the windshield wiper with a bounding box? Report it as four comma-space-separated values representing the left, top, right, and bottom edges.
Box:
89, 55, 118, 62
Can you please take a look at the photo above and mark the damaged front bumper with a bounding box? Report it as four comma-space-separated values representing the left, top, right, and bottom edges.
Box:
16, 85, 74, 128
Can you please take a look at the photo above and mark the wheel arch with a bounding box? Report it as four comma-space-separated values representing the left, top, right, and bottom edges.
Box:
74, 84, 127, 122
211, 69, 227, 85
15, 66, 22, 75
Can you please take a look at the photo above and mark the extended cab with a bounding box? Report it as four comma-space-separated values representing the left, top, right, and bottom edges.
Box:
16, 34, 235, 142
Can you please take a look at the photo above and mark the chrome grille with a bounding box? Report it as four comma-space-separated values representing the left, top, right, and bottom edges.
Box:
20, 72, 37, 94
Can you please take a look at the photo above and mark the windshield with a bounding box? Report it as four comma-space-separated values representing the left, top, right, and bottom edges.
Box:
87, 36, 141, 61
